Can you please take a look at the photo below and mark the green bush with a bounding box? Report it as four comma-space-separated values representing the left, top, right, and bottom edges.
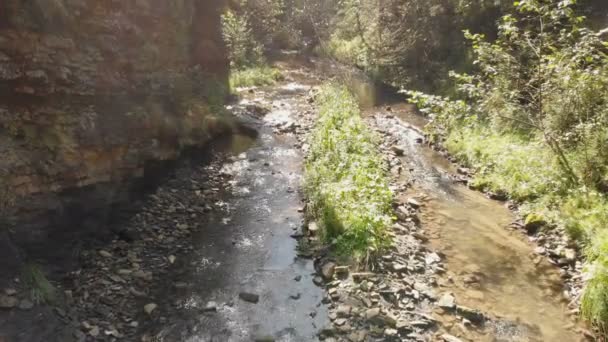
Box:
305, 84, 393, 259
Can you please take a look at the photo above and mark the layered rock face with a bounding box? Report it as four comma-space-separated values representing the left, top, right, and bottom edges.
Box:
0, 0, 229, 260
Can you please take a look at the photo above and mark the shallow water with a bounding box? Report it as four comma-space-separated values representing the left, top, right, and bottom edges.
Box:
372, 106, 581, 341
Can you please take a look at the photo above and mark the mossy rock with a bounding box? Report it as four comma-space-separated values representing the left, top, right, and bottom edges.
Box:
524, 213, 547, 235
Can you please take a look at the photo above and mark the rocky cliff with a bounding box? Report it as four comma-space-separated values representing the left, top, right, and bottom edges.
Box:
0, 0, 229, 263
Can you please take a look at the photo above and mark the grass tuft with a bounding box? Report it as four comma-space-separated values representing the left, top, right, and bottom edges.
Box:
229, 66, 283, 89
22, 263, 57, 305
305, 84, 393, 260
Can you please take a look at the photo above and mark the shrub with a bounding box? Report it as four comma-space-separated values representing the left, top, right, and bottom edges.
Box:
305, 84, 393, 259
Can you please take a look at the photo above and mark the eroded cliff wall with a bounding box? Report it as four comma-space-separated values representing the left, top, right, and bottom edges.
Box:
0, 0, 229, 259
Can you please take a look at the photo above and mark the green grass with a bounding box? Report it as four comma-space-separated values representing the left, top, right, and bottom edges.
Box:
22, 263, 57, 305
442, 125, 608, 332
229, 66, 283, 89
305, 84, 393, 259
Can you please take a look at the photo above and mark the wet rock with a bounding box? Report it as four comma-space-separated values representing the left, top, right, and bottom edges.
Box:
441, 334, 463, 342
143, 303, 157, 315
239, 292, 260, 303
0, 294, 18, 308
437, 293, 456, 309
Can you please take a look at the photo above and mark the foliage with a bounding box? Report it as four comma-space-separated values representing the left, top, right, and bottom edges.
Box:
229, 66, 283, 89
406, 0, 608, 332
308, 0, 512, 91
221, 10, 266, 69
305, 84, 393, 259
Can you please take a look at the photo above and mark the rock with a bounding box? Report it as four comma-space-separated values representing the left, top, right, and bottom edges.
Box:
441, 334, 463, 342
0, 294, 18, 308
384, 328, 398, 337
391, 262, 407, 272
456, 305, 484, 324
168, 255, 176, 264
334, 318, 347, 326
294, 275, 302, 282
143, 303, 157, 315
336, 305, 352, 318
321, 261, 336, 280
352, 272, 374, 282
407, 198, 421, 209
4, 288, 17, 296
425, 252, 441, 265
239, 292, 260, 303
203, 301, 217, 312
99, 250, 112, 258
524, 213, 547, 234
18, 299, 34, 310
391, 145, 405, 156
290, 293, 301, 300
437, 293, 456, 309
335, 266, 349, 276
313, 276, 324, 286
89, 326, 100, 337
365, 308, 381, 320
564, 248, 576, 262
308, 222, 319, 234
456, 167, 470, 175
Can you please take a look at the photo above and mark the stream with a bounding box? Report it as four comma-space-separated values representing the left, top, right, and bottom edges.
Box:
2, 56, 584, 342
149, 57, 582, 341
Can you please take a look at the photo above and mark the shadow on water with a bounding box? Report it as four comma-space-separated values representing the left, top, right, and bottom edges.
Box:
331, 63, 582, 341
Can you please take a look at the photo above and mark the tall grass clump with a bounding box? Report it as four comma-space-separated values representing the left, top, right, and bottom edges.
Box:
407, 0, 608, 333
22, 263, 57, 305
229, 66, 283, 89
305, 84, 393, 259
